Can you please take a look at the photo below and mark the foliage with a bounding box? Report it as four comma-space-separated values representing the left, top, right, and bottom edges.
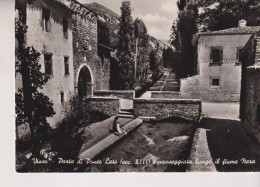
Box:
162, 47, 175, 69
198, 0, 260, 32
149, 47, 162, 81
117, 0, 135, 90
170, 1, 198, 78
170, 20, 178, 48
97, 19, 110, 59
177, 0, 187, 11
134, 18, 151, 86
51, 95, 109, 169
15, 47, 56, 151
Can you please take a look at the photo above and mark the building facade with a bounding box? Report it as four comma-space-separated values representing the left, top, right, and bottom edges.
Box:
16, 0, 75, 126
197, 20, 260, 102
15, 0, 111, 126
71, 2, 110, 98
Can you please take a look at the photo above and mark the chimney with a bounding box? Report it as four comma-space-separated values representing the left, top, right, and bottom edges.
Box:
238, 20, 247, 28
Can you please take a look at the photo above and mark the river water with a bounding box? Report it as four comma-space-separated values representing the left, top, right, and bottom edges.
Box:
83, 119, 194, 172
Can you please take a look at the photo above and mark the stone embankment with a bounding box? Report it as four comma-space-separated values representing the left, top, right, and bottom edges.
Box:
186, 128, 217, 172
78, 118, 143, 160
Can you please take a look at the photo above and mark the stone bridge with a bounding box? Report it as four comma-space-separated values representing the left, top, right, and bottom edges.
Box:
133, 98, 201, 122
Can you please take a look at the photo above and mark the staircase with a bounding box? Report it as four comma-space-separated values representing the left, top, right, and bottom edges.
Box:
149, 73, 169, 91
118, 99, 134, 119
162, 73, 180, 92
117, 109, 134, 119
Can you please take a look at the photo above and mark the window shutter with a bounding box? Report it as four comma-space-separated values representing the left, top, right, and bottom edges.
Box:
41, 9, 44, 30
50, 55, 53, 74
210, 48, 213, 61
220, 48, 223, 62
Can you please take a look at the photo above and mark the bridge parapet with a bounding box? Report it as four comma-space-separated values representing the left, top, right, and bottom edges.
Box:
133, 98, 201, 122
151, 91, 180, 99
94, 90, 135, 100
85, 97, 119, 117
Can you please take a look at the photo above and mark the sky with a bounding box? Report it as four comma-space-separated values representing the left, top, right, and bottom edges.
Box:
78, 0, 179, 41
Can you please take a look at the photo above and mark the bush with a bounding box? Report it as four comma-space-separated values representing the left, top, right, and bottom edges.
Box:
52, 95, 110, 158
17, 95, 110, 172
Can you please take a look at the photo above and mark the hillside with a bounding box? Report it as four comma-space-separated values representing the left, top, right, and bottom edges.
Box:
84, 2, 119, 19
84, 2, 166, 52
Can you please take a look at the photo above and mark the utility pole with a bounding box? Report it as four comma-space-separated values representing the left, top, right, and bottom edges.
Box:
134, 37, 138, 88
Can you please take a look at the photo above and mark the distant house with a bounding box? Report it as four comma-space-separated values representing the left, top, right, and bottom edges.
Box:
197, 20, 260, 102
240, 31, 260, 143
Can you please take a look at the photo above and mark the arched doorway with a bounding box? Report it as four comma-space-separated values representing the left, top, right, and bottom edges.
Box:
77, 65, 93, 98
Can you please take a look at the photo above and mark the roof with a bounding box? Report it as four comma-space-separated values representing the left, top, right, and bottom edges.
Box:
199, 26, 260, 36
54, 0, 97, 16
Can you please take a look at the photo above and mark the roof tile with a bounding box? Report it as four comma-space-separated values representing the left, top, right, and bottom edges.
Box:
199, 26, 260, 36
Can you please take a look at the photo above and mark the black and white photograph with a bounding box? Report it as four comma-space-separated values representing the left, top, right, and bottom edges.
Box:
12, 0, 260, 173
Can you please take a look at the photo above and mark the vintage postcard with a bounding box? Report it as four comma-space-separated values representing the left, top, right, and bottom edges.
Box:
14, 0, 260, 173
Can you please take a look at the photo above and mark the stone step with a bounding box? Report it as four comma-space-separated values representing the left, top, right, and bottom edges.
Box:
120, 108, 133, 113
166, 78, 179, 81
167, 82, 180, 85
150, 87, 161, 91
119, 110, 133, 115
117, 114, 134, 118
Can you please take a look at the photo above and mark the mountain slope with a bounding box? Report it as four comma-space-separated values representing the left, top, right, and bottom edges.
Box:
84, 2, 119, 19
84, 2, 166, 51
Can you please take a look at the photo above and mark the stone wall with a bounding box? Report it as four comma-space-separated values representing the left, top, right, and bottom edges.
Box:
133, 98, 201, 122
94, 90, 135, 99
151, 91, 180, 99
179, 75, 240, 102
242, 67, 260, 143
180, 76, 200, 99
85, 97, 119, 117
240, 32, 260, 143
240, 34, 259, 120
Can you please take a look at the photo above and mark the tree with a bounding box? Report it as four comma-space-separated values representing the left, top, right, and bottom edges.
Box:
15, 0, 55, 158
133, 18, 150, 86
97, 19, 110, 60
198, 0, 260, 32
177, 0, 187, 11
150, 44, 162, 81
162, 46, 175, 69
117, 1, 135, 90
170, 0, 198, 78
170, 20, 178, 48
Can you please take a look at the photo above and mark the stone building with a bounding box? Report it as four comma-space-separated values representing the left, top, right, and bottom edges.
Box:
15, 0, 111, 126
196, 20, 260, 102
70, 1, 111, 98
240, 32, 260, 143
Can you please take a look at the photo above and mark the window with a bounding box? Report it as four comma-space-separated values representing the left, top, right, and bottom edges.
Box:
210, 47, 223, 63
210, 77, 220, 88
44, 54, 52, 75
63, 19, 68, 39
212, 78, 220, 86
60, 92, 64, 103
257, 105, 260, 123
64, 56, 69, 75
236, 47, 243, 64
42, 8, 51, 32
